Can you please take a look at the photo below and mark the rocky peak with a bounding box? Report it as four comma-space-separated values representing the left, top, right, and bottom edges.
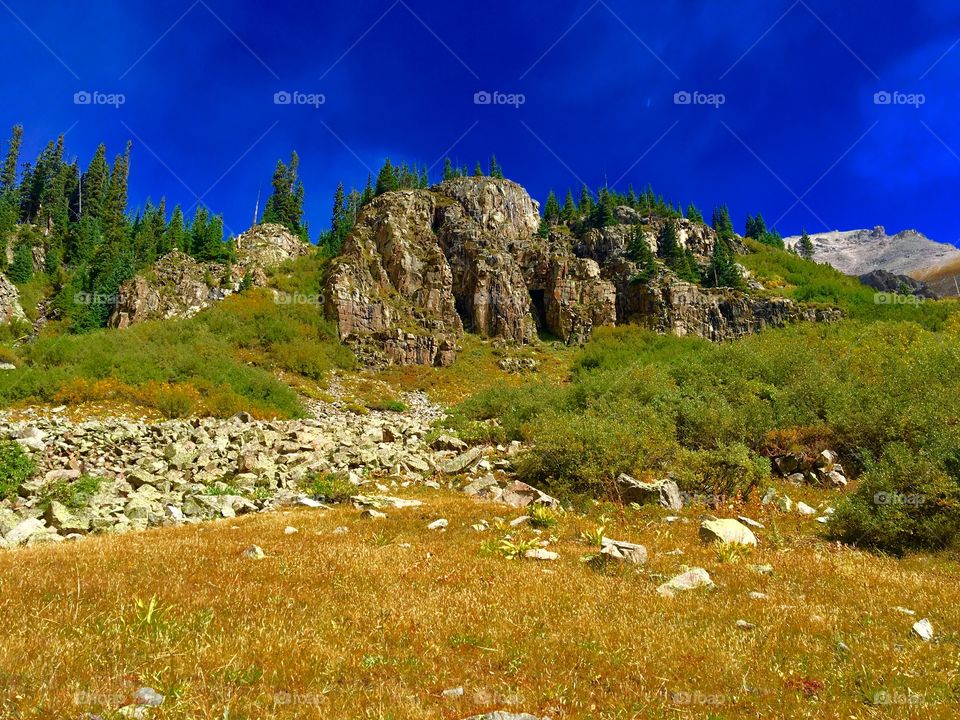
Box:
435, 177, 541, 240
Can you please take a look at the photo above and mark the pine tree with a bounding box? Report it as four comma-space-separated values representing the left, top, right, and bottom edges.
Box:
442, 158, 454, 181
81, 144, 110, 221
706, 236, 743, 288
474, 162, 483, 177
7, 241, 33, 284
165, 205, 189, 253
798, 229, 815, 260
331, 181, 347, 246
419, 167, 429, 188
1, 124, 23, 196
592, 187, 614, 228
686, 203, 704, 224
578, 185, 594, 218
543, 190, 560, 225
489, 155, 503, 179
628, 225, 656, 282
561, 189, 576, 224
711, 205, 734, 240
262, 152, 305, 236
101, 144, 131, 246
375, 158, 398, 196
361, 174, 374, 206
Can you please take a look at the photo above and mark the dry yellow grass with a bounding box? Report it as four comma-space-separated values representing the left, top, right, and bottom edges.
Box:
1, 486, 958, 719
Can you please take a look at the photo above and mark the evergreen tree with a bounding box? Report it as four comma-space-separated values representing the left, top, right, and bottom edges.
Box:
442, 158, 455, 181
1, 124, 23, 196
591, 187, 614, 228
262, 152, 305, 236
7, 241, 33, 284
489, 155, 503, 179
331, 181, 348, 249
686, 203, 704, 224
474, 162, 483, 177
374, 158, 398, 196
361, 174, 374, 206
706, 236, 743, 288
165, 205, 189, 253
81, 144, 110, 221
543, 190, 560, 224
797, 229, 815, 260
419, 167, 429, 188
560, 189, 576, 224
628, 225, 656, 283
711, 205, 734, 240
578, 185, 594, 218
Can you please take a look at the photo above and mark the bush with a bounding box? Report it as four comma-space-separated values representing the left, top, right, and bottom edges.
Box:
38, 475, 102, 509
0, 440, 36, 500
828, 444, 960, 555
301, 472, 355, 503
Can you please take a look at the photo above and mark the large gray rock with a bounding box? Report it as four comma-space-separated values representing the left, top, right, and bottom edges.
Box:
616, 474, 682, 510
699, 518, 758, 546
4, 517, 47, 546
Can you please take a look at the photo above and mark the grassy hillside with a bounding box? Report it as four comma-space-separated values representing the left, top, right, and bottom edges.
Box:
0, 253, 354, 418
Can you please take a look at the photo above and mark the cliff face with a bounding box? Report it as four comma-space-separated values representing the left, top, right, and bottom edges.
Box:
108, 224, 310, 328
327, 177, 840, 367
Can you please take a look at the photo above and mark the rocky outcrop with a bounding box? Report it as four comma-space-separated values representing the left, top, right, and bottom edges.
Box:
625, 277, 843, 341
328, 177, 840, 366
109, 224, 310, 328
327, 178, 620, 365
0, 274, 27, 325
857, 269, 938, 299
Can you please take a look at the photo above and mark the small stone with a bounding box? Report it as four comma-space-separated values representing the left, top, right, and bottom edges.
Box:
509, 515, 531, 527
427, 518, 448, 531
748, 591, 768, 600
736, 619, 756, 630
796, 502, 817, 516
298, 497, 325, 508
912, 618, 934, 641
776, 495, 794, 512
242, 545, 266, 560
441, 686, 464, 699
523, 548, 558, 561
284, 526, 298, 535
737, 515, 764, 529
657, 568, 714, 597
361, 509, 387, 519
133, 687, 165, 707
599, 537, 648, 565
4, 518, 46, 546
332, 526, 349, 534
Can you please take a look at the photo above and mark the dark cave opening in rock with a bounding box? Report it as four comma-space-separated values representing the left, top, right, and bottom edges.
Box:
529, 288, 547, 330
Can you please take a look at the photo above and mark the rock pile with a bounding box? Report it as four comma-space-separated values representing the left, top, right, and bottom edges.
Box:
771, 448, 848, 487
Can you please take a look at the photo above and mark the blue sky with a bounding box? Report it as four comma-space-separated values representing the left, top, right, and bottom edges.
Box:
1, 0, 958, 243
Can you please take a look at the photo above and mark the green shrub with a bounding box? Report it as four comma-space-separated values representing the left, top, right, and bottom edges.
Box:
0, 440, 37, 500
828, 444, 960, 555
38, 475, 103, 509
301, 472, 355, 503
670, 443, 771, 501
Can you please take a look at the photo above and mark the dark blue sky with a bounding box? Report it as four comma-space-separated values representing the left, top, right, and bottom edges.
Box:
1, 0, 958, 243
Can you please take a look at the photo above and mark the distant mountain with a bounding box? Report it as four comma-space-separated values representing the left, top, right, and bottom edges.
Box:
783, 226, 960, 280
